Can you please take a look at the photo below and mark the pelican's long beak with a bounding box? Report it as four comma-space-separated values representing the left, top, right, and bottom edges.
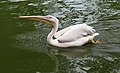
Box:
19, 16, 52, 24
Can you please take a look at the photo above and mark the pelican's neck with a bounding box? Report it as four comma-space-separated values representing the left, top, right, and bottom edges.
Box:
47, 23, 58, 45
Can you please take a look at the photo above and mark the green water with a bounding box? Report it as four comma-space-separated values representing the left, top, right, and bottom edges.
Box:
0, 0, 120, 73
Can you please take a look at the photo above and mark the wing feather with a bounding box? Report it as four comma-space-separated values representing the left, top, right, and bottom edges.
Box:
56, 23, 96, 43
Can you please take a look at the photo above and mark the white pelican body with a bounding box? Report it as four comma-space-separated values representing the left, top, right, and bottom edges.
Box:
19, 15, 99, 47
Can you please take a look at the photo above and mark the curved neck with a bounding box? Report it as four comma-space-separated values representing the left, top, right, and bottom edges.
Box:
47, 23, 58, 45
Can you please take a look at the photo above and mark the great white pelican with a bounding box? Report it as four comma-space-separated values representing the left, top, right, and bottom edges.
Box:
19, 15, 100, 47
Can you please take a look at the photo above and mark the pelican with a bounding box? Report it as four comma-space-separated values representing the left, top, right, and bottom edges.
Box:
19, 15, 100, 47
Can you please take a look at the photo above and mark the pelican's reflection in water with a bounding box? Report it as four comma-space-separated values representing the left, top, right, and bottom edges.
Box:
48, 46, 93, 73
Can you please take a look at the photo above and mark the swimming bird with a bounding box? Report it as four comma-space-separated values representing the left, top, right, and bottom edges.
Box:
19, 15, 100, 47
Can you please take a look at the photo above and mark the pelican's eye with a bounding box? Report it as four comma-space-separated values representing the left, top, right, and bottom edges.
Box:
45, 16, 52, 19
48, 17, 52, 19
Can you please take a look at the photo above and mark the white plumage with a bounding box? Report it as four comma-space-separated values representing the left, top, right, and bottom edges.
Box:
54, 23, 96, 43
19, 15, 99, 47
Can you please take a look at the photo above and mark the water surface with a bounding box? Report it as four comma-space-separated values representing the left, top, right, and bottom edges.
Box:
0, 0, 120, 73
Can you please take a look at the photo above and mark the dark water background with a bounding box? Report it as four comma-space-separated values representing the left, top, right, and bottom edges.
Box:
0, 0, 120, 73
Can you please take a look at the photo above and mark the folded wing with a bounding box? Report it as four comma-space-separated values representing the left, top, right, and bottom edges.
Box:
54, 23, 96, 43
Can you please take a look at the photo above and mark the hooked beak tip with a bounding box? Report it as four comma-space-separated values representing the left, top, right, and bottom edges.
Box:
19, 16, 22, 18
19, 16, 26, 18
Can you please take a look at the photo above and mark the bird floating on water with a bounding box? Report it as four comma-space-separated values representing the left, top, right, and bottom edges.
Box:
19, 15, 100, 47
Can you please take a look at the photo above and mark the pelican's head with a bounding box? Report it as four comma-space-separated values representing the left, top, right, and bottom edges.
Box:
19, 15, 59, 26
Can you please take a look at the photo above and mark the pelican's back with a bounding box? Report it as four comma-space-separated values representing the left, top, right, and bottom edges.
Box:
54, 23, 98, 43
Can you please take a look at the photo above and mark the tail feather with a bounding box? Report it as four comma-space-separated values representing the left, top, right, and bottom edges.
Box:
93, 33, 99, 37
